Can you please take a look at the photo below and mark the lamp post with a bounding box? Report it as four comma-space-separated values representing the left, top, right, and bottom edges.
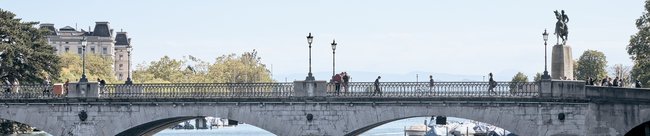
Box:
125, 47, 133, 85
80, 37, 88, 82
331, 39, 337, 76
306, 33, 315, 81
542, 29, 551, 79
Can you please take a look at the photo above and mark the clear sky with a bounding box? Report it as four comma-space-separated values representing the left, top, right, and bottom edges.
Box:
1, 0, 645, 81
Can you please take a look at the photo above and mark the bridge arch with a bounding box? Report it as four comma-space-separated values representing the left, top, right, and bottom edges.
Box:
625, 121, 650, 136
344, 115, 521, 136
337, 104, 544, 136
109, 104, 286, 136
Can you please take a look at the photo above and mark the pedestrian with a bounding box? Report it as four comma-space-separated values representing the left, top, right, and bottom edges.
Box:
42, 77, 51, 97
334, 73, 342, 94
100, 79, 106, 93
488, 73, 497, 95
613, 77, 620, 87
374, 76, 382, 96
635, 79, 643, 88
601, 77, 609, 86
12, 80, 19, 94
618, 78, 625, 87
429, 75, 435, 93
342, 72, 350, 93
64, 79, 70, 96
586, 77, 593, 85
607, 77, 613, 87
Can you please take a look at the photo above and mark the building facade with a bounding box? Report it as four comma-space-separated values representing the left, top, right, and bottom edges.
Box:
40, 22, 132, 81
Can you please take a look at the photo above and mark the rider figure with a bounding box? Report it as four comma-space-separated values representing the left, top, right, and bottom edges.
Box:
561, 10, 569, 24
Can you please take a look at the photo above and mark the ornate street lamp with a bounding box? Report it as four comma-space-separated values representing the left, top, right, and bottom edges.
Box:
306, 33, 315, 81
79, 37, 88, 82
542, 29, 551, 79
331, 39, 337, 76
125, 47, 133, 85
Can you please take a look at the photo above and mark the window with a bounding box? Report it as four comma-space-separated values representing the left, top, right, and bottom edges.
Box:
65, 42, 68, 44
65, 47, 69, 52
91, 47, 95, 53
77, 48, 82, 54
119, 74, 123, 80
119, 64, 123, 70
103, 48, 108, 54
119, 55, 123, 60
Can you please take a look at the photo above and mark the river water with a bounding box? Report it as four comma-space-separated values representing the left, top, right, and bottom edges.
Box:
154, 117, 432, 136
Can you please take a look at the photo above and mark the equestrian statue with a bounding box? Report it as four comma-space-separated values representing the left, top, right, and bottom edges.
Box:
554, 10, 569, 45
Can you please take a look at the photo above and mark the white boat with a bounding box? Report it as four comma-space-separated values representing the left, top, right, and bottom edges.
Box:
404, 124, 428, 136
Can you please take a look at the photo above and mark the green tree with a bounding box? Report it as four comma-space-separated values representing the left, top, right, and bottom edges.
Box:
628, 0, 650, 86
509, 72, 528, 93
132, 56, 183, 83
0, 9, 60, 84
533, 72, 542, 82
57, 52, 117, 83
133, 50, 273, 83
0, 8, 54, 134
575, 50, 608, 81
208, 50, 273, 83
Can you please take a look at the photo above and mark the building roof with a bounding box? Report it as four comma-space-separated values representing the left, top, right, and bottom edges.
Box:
59, 26, 76, 31
115, 32, 130, 46
39, 23, 57, 35
92, 22, 111, 37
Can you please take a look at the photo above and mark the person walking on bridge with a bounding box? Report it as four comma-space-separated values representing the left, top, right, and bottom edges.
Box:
333, 73, 342, 95
488, 73, 497, 95
429, 75, 435, 95
373, 76, 382, 96
342, 72, 350, 93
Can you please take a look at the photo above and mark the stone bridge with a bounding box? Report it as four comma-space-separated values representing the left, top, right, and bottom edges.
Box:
0, 80, 649, 136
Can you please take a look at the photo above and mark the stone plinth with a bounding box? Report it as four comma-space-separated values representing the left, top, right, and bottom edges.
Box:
294, 80, 327, 97
66, 82, 100, 98
551, 44, 574, 80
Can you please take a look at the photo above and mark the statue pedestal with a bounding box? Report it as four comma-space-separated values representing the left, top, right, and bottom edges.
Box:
551, 44, 574, 80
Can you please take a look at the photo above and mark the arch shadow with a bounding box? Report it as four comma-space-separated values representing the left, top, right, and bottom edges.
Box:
625, 121, 650, 136
345, 116, 515, 136
116, 116, 273, 136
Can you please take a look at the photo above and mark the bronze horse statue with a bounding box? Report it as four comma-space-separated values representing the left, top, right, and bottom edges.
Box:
554, 10, 569, 44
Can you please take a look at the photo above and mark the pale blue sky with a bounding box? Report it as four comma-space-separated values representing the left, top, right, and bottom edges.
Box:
1, 0, 644, 81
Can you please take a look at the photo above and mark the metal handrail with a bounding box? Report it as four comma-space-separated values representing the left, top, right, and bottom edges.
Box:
0, 82, 541, 99
0, 85, 62, 99
101, 82, 295, 98
326, 81, 540, 97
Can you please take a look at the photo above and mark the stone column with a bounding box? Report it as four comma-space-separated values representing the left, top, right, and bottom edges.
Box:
66, 82, 100, 98
294, 80, 327, 97
551, 44, 574, 80
540, 79, 553, 97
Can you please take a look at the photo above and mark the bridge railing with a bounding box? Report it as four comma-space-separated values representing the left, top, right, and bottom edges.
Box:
0, 85, 61, 99
101, 83, 294, 98
326, 82, 540, 97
